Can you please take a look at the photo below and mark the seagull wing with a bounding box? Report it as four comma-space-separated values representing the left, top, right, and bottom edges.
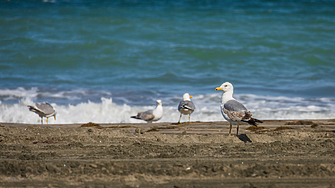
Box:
36, 103, 55, 115
138, 110, 155, 121
178, 101, 195, 112
223, 100, 247, 112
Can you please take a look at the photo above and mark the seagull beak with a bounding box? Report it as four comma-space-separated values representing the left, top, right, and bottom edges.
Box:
190, 96, 192, 98
215, 87, 223, 91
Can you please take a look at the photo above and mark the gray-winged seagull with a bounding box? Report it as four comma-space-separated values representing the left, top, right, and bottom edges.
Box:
27, 102, 57, 124
215, 82, 262, 136
177, 93, 195, 124
131, 100, 163, 123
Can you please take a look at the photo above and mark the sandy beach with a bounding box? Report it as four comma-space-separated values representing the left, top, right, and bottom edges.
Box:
1, 119, 335, 187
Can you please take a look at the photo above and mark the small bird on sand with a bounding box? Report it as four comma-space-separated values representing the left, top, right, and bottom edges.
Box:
131, 100, 163, 123
215, 82, 262, 136
27, 102, 57, 124
177, 93, 195, 124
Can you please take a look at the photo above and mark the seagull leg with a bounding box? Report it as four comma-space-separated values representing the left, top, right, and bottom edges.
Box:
188, 115, 191, 123
228, 123, 232, 136
236, 124, 239, 136
46, 118, 49, 124
41, 117, 43, 124
178, 114, 182, 124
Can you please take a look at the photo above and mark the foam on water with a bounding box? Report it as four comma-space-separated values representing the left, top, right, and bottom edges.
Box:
0, 87, 39, 100
1, 94, 334, 124
0, 87, 112, 104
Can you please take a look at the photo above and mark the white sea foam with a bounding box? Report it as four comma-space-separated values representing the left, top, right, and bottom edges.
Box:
0, 87, 39, 100
0, 87, 112, 102
0, 94, 334, 124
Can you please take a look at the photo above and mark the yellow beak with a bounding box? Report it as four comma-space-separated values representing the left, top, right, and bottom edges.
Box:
215, 87, 223, 91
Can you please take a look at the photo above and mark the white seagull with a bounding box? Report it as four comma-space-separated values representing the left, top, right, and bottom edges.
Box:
131, 100, 163, 123
215, 82, 262, 136
177, 93, 195, 124
27, 102, 57, 124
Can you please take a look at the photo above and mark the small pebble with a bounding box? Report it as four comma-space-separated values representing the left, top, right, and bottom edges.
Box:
135, 127, 144, 134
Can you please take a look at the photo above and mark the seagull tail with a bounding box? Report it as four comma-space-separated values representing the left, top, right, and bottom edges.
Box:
27, 105, 40, 113
245, 118, 263, 126
131, 115, 140, 119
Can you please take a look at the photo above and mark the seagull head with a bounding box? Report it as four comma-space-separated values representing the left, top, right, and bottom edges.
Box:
156, 100, 162, 105
183, 93, 192, 101
215, 82, 233, 93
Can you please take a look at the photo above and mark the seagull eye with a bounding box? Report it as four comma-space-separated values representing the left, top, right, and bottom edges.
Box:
224, 85, 227, 87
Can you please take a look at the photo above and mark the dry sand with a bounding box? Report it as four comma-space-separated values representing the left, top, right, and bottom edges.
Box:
0, 119, 335, 187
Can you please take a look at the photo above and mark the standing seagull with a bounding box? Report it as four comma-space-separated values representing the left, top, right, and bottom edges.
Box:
131, 100, 163, 123
27, 102, 57, 124
177, 93, 195, 124
215, 82, 262, 136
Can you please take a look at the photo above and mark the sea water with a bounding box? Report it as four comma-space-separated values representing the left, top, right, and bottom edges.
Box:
1, 0, 335, 124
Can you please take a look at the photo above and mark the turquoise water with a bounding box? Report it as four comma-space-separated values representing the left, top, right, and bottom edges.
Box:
1, 1, 335, 123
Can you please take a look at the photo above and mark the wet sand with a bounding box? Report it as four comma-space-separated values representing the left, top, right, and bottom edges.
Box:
1, 119, 335, 187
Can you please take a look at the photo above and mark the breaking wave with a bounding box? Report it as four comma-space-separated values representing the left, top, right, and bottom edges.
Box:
0, 93, 334, 124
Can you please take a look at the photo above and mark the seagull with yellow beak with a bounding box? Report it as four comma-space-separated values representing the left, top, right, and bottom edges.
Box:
177, 93, 195, 124
216, 82, 262, 136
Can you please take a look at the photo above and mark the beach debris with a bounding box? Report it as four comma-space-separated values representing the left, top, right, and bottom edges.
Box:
146, 126, 159, 132
135, 127, 144, 134
89, 164, 98, 168
106, 125, 134, 129
311, 123, 319, 128
80, 122, 133, 129
285, 120, 314, 125
273, 126, 294, 131
180, 131, 187, 135
81, 122, 102, 128
146, 124, 184, 132
245, 126, 266, 132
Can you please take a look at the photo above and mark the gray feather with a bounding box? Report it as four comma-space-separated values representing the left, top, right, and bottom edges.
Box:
178, 101, 195, 112
35, 103, 56, 115
224, 100, 247, 112
137, 110, 155, 121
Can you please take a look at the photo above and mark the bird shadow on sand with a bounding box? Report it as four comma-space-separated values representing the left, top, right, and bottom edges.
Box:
237, 134, 252, 143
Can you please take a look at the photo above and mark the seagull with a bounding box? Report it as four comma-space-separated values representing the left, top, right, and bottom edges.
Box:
215, 82, 262, 136
177, 93, 195, 124
131, 100, 163, 123
27, 102, 57, 124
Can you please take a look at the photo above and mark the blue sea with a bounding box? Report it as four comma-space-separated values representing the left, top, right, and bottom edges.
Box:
1, 0, 335, 124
